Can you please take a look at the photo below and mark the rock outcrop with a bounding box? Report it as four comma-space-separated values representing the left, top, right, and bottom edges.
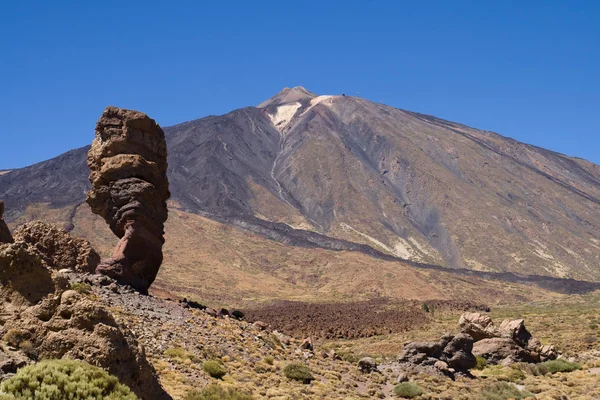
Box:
0, 201, 12, 244
460, 312, 558, 364
0, 231, 171, 399
12, 221, 99, 273
86, 106, 170, 294
395, 332, 476, 378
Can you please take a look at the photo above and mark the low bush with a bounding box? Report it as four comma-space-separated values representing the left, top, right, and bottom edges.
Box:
203, 360, 227, 379
474, 356, 487, 370
184, 385, 253, 400
475, 381, 533, 400
283, 362, 314, 383
1, 359, 137, 399
393, 382, 424, 398
264, 355, 274, 365
70, 282, 92, 294
3, 329, 30, 348
541, 359, 582, 374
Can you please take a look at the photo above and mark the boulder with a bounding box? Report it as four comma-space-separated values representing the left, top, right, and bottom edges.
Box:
473, 337, 538, 364
459, 312, 499, 341
300, 337, 313, 351
358, 357, 379, 373
86, 106, 170, 294
12, 221, 100, 273
499, 318, 533, 347
397, 333, 476, 378
0, 201, 12, 244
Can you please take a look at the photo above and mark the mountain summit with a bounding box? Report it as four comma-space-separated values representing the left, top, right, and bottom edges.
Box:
1, 88, 599, 283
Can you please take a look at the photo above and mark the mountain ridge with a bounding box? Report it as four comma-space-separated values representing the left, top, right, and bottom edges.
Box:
1, 88, 599, 283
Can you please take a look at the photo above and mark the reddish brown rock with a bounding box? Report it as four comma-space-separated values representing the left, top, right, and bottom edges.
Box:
0, 201, 12, 244
86, 106, 170, 294
12, 221, 99, 273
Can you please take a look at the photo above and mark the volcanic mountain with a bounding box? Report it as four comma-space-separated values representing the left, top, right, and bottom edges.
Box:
1, 87, 599, 300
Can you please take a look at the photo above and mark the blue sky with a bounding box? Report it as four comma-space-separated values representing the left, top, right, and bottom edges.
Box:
1, 0, 598, 169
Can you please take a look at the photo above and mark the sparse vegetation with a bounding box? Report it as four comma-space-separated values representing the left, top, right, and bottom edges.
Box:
541, 359, 582, 374
184, 385, 253, 400
393, 382, 424, 398
203, 360, 227, 379
2, 329, 30, 348
70, 282, 92, 294
283, 362, 314, 383
474, 356, 487, 370
475, 381, 533, 400
1, 359, 138, 399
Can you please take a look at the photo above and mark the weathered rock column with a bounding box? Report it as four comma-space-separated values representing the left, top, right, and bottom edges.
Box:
86, 107, 170, 294
0, 201, 12, 244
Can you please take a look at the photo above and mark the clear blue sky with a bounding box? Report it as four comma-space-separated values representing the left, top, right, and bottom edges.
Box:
1, 0, 598, 169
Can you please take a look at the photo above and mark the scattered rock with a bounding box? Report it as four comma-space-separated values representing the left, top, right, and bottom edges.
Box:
231, 310, 245, 320
253, 321, 269, 330
300, 337, 313, 351
86, 106, 170, 294
396, 372, 409, 383
204, 308, 217, 318
218, 308, 230, 318
12, 221, 99, 273
358, 357, 379, 373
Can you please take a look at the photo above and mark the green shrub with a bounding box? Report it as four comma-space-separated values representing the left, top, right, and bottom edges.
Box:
393, 382, 424, 398
519, 362, 549, 376
263, 333, 282, 349
70, 282, 92, 294
541, 359, 582, 374
474, 356, 487, 370
184, 385, 253, 400
203, 360, 227, 379
1, 359, 137, 399
283, 362, 314, 383
475, 381, 533, 400
264, 355, 274, 365
3, 329, 30, 348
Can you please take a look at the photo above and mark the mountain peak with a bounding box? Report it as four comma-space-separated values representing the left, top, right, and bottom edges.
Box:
258, 86, 317, 108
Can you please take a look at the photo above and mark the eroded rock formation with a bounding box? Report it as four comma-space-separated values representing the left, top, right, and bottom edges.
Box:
0, 201, 12, 244
13, 221, 99, 273
460, 312, 558, 364
0, 232, 171, 399
86, 106, 170, 293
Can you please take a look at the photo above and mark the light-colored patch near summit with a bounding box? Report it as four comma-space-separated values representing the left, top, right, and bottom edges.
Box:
0, 170, 11, 176
268, 102, 301, 132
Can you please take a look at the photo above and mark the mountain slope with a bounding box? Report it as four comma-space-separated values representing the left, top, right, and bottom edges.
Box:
1, 87, 599, 281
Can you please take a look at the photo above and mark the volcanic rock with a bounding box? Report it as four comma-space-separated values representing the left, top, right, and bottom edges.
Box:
0, 238, 171, 399
472, 337, 538, 364
459, 312, 499, 341
86, 106, 170, 294
396, 333, 475, 378
0, 201, 12, 244
459, 312, 558, 365
357, 357, 379, 373
12, 221, 99, 273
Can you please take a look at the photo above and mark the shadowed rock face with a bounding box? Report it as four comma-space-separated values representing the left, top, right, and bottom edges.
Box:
0, 201, 12, 244
86, 107, 170, 293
